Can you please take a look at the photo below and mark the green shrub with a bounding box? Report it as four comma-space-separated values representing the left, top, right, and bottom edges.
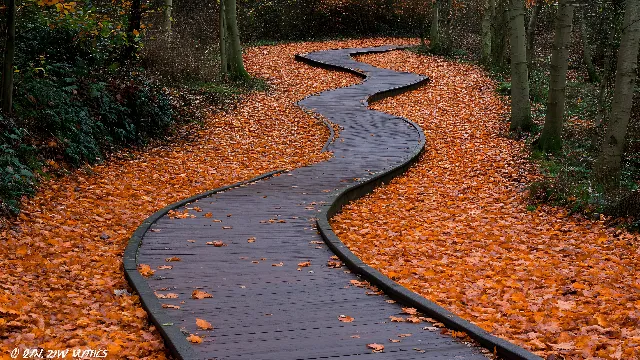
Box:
0, 123, 39, 215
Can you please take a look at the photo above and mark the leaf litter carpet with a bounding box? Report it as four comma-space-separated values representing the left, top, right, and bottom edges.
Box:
0, 38, 414, 359
331, 51, 640, 359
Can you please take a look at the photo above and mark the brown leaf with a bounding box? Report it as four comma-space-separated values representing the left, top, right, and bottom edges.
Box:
367, 343, 384, 353
192, 290, 213, 299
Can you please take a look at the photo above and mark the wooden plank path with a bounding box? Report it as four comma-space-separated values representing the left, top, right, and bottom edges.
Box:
127, 46, 489, 360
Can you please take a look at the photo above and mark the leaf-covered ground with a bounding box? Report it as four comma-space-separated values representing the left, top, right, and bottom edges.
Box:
0, 38, 415, 359
332, 51, 640, 359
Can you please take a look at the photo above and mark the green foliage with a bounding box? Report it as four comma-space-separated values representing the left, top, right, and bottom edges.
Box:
528, 68, 548, 104
497, 81, 511, 95
0, 124, 39, 215
0, 5, 174, 215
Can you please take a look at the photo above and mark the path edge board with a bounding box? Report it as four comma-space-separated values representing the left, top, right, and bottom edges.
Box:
123, 171, 284, 360
308, 52, 543, 360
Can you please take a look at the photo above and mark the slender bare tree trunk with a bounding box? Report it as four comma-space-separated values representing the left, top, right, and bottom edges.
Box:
537, 0, 575, 152
163, 0, 172, 34
219, 0, 228, 76
580, 8, 599, 83
224, 0, 249, 79
2, 0, 15, 114
508, 0, 532, 132
526, 0, 543, 69
481, 0, 495, 65
430, 0, 440, 50
493, 0, 509, 66
123, 0, 142, 61
591, 22, 617, 149
594, 0, 640, 186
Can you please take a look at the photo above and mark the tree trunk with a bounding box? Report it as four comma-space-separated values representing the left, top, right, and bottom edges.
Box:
594, 0, 640, 186
163, 0, 172, 34
124, 0, 142, 61
219, 0, 228, 76
430, 0, 440, 50
537, 0, 574, 152
508, 0, 532, 132
591, 19, 617, 149
1, 0, 15, 114
580, 8, 599, 82
481, 0, 495, 65
526, 0, 542, 69
492, 0, 509, 66
224, 0, 249, 79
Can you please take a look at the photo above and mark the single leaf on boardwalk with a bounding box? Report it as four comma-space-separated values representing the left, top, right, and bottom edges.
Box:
187, 334, 203, 344
138, 264, 155, 277
196, 318, 213, 330
192, 290, 213, 299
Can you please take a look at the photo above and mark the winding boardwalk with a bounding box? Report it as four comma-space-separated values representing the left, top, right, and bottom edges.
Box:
126, 46, 488, 360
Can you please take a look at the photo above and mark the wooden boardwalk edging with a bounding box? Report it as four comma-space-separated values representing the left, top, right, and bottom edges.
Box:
123, 45, 540, 360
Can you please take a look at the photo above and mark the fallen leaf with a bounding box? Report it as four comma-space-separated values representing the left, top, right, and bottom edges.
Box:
138, 264, 155, 277
196, 318, 213, 330
338, 315, 354, 322
192, 290, 213, 299
186, 334, 202, 344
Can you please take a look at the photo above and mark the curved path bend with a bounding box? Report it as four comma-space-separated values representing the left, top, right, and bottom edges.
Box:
125, 46, 490, 360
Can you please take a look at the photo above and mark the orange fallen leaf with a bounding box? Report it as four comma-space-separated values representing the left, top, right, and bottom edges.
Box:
338, 315, 354, 322
165, 257, 181, 262
196, 318, 213, 330
402, 307, 418, 315
138, 264, 155, 277
367, 343, 384, 353
186, 334, 202, 344
206, 241, 226, 247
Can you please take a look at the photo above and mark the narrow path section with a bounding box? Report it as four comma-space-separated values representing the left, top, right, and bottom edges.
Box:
126, 46, 488, 360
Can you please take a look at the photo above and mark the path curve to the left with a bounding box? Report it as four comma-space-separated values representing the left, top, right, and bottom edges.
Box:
124, 46, 490, 360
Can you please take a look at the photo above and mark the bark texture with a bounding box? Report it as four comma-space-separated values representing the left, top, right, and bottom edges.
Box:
481, 0, 495, 65
220, 0, 227, 75
594, 0, 640, 185
163, 0, 172, 33
224, 0, 249, 79
526, 0, 543, 69
508, 0, 532, 132
580, 8, 599, 83
537, 0, 575, 152
430, 0, 440, 50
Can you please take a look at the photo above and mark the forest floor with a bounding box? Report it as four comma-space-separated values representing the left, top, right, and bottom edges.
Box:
0, 38, 414, 359
332, 51, 640, 359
